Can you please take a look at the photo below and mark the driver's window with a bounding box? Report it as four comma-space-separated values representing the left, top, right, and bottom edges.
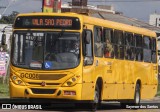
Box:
85, 30, 93, 57
83, 30, 93, 66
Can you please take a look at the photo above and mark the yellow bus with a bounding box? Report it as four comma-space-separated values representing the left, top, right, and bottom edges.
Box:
9, 12, 158, 110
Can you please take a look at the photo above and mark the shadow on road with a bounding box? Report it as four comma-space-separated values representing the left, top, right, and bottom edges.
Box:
40, 103, 122, 111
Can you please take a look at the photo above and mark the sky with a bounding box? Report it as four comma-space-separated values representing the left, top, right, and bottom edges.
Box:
0, 0, 160, 22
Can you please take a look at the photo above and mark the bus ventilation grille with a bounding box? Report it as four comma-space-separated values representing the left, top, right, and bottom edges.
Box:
31, 88, 56, 94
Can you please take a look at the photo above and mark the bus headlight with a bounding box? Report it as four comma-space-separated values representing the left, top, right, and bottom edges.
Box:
62, 75, 80, 87
11, 74, 25, 86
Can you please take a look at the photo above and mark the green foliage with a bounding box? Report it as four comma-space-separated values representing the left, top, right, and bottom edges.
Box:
0, 83, 9, 98
0, 11, 19, 24
157, 84, 160, 96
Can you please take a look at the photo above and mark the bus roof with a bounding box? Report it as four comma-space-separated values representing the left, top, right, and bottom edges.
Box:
16, 12, 156, 37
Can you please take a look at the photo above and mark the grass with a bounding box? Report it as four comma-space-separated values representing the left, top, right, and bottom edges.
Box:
156, 84, 160, 96
0, 83, 9, 98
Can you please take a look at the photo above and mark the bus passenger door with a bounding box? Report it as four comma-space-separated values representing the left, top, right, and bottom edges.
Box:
82, 29, 95, 100
93, 26, 104, 91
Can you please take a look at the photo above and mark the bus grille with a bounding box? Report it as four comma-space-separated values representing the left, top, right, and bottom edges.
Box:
28, 82, 60, 86
38, 74, 67, 80
31, 88, 56, 94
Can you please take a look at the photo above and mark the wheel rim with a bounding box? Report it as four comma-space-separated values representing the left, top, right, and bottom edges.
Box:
135, 88, 140, 104
94, 90, 99, 104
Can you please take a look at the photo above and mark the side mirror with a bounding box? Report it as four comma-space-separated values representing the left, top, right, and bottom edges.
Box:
1, 34, 6, 45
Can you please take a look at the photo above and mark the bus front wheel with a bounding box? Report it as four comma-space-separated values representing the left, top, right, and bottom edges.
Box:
90, 84, 100, 111
75, 84, 100, 111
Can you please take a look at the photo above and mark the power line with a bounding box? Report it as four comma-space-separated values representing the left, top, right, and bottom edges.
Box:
64, 0, 160, 2
88, 0, 160, 2
0, 6, 6, 9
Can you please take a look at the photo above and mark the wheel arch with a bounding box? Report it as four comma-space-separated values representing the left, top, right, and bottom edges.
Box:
136, 79, 141, 88
95, 77, 103, 100
135, 79, 142, 97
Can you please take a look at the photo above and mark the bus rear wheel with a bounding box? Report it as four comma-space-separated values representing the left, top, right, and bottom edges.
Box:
132, 83, 140, 106
120, 83, 140, 108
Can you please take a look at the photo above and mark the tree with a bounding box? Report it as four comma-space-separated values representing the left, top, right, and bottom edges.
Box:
0, 11, 19, 24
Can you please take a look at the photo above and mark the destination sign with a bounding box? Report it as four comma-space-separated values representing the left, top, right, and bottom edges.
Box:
14, 16, 80, 30
32, 18, 72, 26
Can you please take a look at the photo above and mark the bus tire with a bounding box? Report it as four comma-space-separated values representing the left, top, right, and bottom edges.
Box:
75, 84, 100, 111
90, 84, 100, 111
132, 83, 140, 106
120, 83, 140, 109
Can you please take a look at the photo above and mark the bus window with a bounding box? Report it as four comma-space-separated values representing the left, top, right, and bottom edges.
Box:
135, 34, 143, 61
125, 32, 135, 60
143, 36, 151, 62
151, 38, 157, 63
158, 38, 160, 56
83, 30, 93, 65
103, 29, 114, 58
94, 27, 103, 57
114, 30, 124, 59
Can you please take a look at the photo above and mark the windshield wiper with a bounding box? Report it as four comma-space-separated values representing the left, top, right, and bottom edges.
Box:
52, 29, 65, 49
57, 29, 65, 38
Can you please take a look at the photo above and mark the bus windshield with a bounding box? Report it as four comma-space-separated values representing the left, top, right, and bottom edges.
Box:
12, 31, 80, 70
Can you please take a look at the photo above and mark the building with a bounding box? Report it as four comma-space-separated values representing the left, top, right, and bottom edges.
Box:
149, 13, 160, 27
62, 4, 115, 14
62, 0, 115, 14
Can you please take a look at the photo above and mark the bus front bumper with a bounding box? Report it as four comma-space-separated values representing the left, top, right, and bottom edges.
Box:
10, 81, 82, 100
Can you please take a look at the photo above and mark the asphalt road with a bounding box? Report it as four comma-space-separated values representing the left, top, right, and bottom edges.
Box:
0, 97, 160, 112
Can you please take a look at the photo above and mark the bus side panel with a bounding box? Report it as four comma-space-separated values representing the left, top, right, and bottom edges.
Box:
117, 60, 135, 99
134, 62, 157, 99
152, 64, 158, 85
102, 58, 118, 100
141, 85, 157, 99
102, 84, 118, 100
115, 60, 127, 99
141, 63, 158, 99
81, 24, 95, 100
117, 84, 134, 100
82, 65, 95, 100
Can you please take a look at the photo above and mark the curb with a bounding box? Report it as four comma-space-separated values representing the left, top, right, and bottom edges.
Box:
153, 96, 160, 101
